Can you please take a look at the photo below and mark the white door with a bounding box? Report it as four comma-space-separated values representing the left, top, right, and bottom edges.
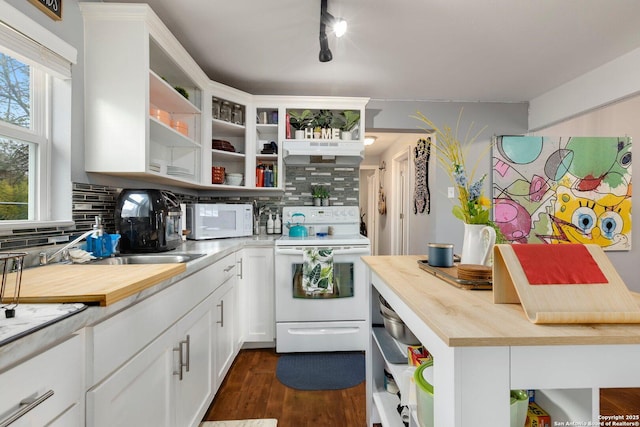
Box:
87, 329, 175, 427
393, 149, 411, 255
241, 247, 275, 343
175, 295, 213, 427
213, 278, 236, 388
366, 170, 379, 255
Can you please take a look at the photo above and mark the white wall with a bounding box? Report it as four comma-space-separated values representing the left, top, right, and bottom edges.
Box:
365, 101, 529, 256
535, 95, 640, 291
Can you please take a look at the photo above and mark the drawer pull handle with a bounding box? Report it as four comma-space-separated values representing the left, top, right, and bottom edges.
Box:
223, 265, 234, 272
173, 346, 183, 381
237, 258, 243, 279
0, 390, 54, 427
173, 335, 190, 381
183, 334, 190, 373
217, 300, 224, 327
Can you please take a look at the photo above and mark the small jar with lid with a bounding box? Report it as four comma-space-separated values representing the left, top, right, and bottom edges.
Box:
232, 104, 243, 125
220, 101, 232, 122
212, 98, 221, 120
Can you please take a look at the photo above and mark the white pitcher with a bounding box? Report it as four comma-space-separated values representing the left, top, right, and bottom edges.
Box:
460, 223, 496, 266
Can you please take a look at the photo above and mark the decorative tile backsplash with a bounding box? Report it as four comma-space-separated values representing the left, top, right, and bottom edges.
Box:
0, 165, 360, 251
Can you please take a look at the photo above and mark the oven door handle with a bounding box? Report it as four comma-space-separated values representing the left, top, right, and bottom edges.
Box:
275, 247, 370, 256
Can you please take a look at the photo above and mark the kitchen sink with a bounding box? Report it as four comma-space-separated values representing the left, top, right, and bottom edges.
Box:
92, 253, 205, 265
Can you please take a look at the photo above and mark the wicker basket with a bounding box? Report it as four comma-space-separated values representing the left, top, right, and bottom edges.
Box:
212, 166, 225, 184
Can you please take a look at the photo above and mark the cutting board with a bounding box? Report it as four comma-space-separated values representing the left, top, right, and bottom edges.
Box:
493, 244, 640, 324
0, 263, 186, 306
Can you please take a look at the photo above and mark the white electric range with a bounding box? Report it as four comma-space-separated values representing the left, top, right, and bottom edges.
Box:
275, 206, 370, 353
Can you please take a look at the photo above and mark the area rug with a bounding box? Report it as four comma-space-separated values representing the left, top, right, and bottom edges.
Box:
275, 352, 365, 391
200, 419, 277, 427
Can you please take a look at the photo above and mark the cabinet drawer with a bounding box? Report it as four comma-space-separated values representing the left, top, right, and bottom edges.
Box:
0, 334, 83, 427
209, 252, 236, 286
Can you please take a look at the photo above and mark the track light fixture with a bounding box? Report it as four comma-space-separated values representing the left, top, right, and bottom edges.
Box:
319, 0, 347, 62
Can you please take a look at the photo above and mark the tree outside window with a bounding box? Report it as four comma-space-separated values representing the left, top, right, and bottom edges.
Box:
0, 52, 31, 220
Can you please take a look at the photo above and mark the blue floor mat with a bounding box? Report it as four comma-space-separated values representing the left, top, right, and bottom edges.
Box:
276, 352, 365, 391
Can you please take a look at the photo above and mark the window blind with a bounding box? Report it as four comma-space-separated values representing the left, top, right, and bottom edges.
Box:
0, 20, 71, 78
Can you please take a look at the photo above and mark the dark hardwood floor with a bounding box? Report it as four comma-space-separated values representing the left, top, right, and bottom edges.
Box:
203, 348, 367, 427
600, 388, 640, 416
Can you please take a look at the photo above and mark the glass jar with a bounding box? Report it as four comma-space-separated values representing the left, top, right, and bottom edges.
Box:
220, 101, 232, 122
232, 104, 243, 125
212, 98, 221, 120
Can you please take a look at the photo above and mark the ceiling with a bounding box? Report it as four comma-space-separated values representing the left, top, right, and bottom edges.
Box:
104, 0, 640, 156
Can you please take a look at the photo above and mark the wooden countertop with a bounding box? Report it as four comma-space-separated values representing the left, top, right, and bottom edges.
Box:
363, 255, 640, 347
1, 263, 186, 306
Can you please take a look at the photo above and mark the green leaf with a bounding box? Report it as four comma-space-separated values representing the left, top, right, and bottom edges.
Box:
309, 264, 321, 284
452, 205, 466, 222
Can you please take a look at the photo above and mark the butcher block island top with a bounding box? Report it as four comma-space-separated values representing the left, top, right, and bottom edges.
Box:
363, 255, 640, 347
1, 263, 186, 306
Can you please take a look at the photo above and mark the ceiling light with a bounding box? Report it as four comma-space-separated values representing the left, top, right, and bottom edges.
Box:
332, 19, 347, 38
364, 136, 377, 146
319, 0, 346, 62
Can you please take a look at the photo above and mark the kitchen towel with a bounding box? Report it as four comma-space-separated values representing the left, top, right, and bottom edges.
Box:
512, 244, 608, 285
302, 248, 334, 295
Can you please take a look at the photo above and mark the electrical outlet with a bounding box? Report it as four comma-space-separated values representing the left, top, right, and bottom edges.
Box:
448, 187, 455, 198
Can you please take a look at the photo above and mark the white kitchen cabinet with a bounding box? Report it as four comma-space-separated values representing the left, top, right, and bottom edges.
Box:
86, 325, 175, 427
213, 273, 237, 388
81, 3, 207, 188
87, 270, 215, 427
87, 251, 241, 427
252, 104, 283, 190
209, 83, 251, 189
174, 295, 213, 427
0, 333, 84, 427
238, 247, 275, 344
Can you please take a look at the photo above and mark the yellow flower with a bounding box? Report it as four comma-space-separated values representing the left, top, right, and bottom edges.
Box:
478, 196, 491, 207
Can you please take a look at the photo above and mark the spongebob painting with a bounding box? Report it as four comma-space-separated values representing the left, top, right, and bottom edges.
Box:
492, 136, 632, 250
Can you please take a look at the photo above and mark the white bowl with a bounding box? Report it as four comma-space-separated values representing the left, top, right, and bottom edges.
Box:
225, 173, 243, 186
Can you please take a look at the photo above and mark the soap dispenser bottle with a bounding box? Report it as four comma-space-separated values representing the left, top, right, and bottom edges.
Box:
267, 213, 274, 234
274, 212, 282, 234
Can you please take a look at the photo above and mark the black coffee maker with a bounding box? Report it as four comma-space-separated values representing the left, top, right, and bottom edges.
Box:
115, 189, 182, 253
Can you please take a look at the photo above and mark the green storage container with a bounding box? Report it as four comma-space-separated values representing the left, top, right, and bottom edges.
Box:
414, 359, 434, 427
414, 360, 529, 427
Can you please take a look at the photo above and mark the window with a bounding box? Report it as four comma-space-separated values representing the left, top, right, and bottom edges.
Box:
0, 3, 76, 227
0, 50, 41, 220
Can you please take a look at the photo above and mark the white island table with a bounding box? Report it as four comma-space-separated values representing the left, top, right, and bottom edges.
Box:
364, 255, 640, 427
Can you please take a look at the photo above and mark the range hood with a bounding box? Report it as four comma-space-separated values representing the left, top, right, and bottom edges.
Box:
283, 140, 364, 166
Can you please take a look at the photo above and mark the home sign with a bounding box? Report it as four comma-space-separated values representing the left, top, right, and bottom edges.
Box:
28, 0, 62, 21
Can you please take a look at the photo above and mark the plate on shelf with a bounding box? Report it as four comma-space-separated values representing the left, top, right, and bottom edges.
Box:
166, 166, 194, 178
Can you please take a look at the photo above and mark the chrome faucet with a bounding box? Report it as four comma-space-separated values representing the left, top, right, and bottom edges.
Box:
39, 216, 104, 265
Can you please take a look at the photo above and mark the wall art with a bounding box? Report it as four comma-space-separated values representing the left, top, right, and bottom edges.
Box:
492, 136, 632, 250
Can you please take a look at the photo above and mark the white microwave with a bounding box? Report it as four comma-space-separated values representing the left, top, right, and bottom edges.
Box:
186, 203, 253, 240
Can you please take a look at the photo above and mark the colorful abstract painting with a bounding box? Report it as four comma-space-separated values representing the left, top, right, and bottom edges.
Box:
492, 136, 632, 250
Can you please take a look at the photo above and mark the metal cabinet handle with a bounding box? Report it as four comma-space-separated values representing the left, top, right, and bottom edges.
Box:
0, 390, 54, 427
223, 265, 234, 272
173, 345, 183, 380
217, 300, 224, 327
173, 335, 190, 381
183, 335, 190, 373
237, 258, 243, 279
